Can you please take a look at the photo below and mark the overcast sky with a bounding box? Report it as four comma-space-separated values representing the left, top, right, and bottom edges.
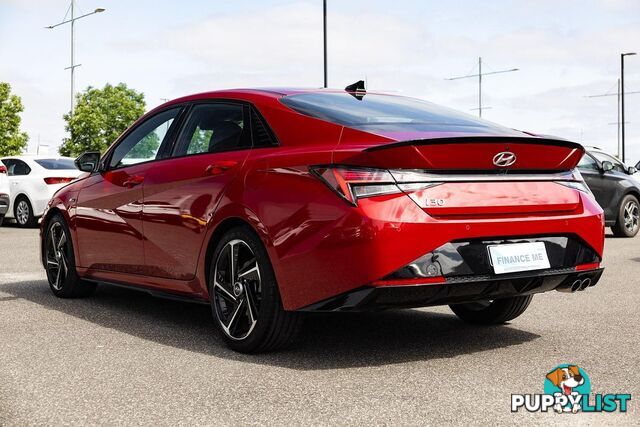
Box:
1, 0, 639, 161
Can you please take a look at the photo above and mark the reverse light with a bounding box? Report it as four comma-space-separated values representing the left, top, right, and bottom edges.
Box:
44, 177, 75, 185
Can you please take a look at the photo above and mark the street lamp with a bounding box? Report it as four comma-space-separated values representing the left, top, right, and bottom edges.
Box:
46, 2, 106, 115
621, 52, 636, 162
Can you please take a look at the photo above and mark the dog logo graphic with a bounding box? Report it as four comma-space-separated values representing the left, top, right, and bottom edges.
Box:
546, 365, 584, 395
545, 365, 589, 413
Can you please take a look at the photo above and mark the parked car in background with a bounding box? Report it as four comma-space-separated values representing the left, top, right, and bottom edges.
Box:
578, 146, 640, 237
0, 163, 9, 226
0, 156, 81, 227
40, 87, 605, 353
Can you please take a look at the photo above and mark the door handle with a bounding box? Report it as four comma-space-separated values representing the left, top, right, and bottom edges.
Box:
205, 161, 238, 176
123, 175, 144, 188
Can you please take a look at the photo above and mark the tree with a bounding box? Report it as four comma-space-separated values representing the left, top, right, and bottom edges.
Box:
0, 82, 29, 156
59, 83, 146, 157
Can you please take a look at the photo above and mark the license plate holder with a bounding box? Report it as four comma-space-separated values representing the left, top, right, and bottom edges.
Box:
488, 242, 550, 274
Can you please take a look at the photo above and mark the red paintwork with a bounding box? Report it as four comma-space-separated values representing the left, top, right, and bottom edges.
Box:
41, 88, 605, 310
410, 182, 580, 216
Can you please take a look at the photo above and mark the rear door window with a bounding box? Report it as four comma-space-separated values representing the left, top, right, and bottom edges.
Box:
4, 159, 31, 176
172, 104, 250, 157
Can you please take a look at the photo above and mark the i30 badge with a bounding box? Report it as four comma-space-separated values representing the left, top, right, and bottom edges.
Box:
493, 151, 517, 167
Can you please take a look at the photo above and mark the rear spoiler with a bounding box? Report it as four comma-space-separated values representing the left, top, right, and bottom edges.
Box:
364, 135, 583, 152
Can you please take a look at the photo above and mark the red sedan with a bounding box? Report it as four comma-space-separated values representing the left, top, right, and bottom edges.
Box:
41, 85, 605, 352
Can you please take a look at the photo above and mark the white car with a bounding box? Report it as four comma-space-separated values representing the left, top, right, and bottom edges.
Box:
0, 156, 81, 227
0, 163, 9, 226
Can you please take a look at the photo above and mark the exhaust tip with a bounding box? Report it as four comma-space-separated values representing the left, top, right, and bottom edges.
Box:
570, 280, 582, 292
580, 278, 591, 290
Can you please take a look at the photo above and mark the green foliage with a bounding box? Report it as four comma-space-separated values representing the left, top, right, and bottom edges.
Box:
0, 82, 29, 156
59, 83, 146, 157
130, 132, 160, 159
187, 128, 213, 155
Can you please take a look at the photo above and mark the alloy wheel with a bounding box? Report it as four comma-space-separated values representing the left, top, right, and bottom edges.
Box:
212, 239, 262, 341
623, 199, 639, 233
45, 222, 68, 291
16, 200, 30, 225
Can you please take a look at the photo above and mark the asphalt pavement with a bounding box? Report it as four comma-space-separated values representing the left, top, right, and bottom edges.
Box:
0, 224, 638, 425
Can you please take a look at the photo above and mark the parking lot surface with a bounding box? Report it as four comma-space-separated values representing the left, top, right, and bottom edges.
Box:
0, 225, 638, 425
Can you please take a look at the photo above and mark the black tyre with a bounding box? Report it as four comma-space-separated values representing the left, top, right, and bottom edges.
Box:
611, 194, 639, 238
209, 226, 303, 353
14, 196, 37, 228
0, 215, 4, 227
44, 214, 96, 298
449, 295, 533, 325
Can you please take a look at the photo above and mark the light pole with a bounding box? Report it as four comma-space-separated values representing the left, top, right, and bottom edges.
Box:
446, 57, 519, 117
46, 2, 106, 115
323, 0, 327, 88
621, 52, 636, 162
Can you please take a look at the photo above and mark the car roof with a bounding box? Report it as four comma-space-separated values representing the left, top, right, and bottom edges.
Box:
159, 87, 401, 108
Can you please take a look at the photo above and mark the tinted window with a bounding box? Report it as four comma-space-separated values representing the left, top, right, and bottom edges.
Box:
280, 92, 520, 134
173, 104, 249, 156
578, 154, 599, 171
591, 151, 625, 172
34, 158, 76, 170
3, 159, 31, 176
110, 108, 181, 168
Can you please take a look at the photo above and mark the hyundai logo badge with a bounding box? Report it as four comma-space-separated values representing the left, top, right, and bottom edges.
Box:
493, 151, 517, 167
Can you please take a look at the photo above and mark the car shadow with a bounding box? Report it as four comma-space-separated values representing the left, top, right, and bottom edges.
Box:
0, 280, 541, 370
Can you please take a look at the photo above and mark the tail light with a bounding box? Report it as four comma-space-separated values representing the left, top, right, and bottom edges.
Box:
311, 165, 591, 206
310, 166, 441, 205
554, 169, 592, 195
0, 165, 6, 174
44, 177, 75, 185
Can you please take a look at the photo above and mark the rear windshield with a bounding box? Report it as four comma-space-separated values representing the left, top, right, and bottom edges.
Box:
280, 92, 517, 134
34, 158, 76, 170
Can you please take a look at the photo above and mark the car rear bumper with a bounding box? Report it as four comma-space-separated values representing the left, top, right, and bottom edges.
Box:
0, 194, 9, 215
272, 187, 605, 310
300, 267, 604, 311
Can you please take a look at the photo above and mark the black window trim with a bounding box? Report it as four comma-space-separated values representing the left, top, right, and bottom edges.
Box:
99, 99, 281, 171
167, 100, 252, 160
160, 99, 280, 162
249, 104, 280, 148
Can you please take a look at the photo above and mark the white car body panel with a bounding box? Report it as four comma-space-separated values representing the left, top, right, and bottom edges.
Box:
0, 156, 81, 222
0, 168, 9, 218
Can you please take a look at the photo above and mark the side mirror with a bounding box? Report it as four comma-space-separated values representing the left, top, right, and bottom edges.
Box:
74, 151, 101, 173
601, 161, 614, 172
628, 166, 638, 175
